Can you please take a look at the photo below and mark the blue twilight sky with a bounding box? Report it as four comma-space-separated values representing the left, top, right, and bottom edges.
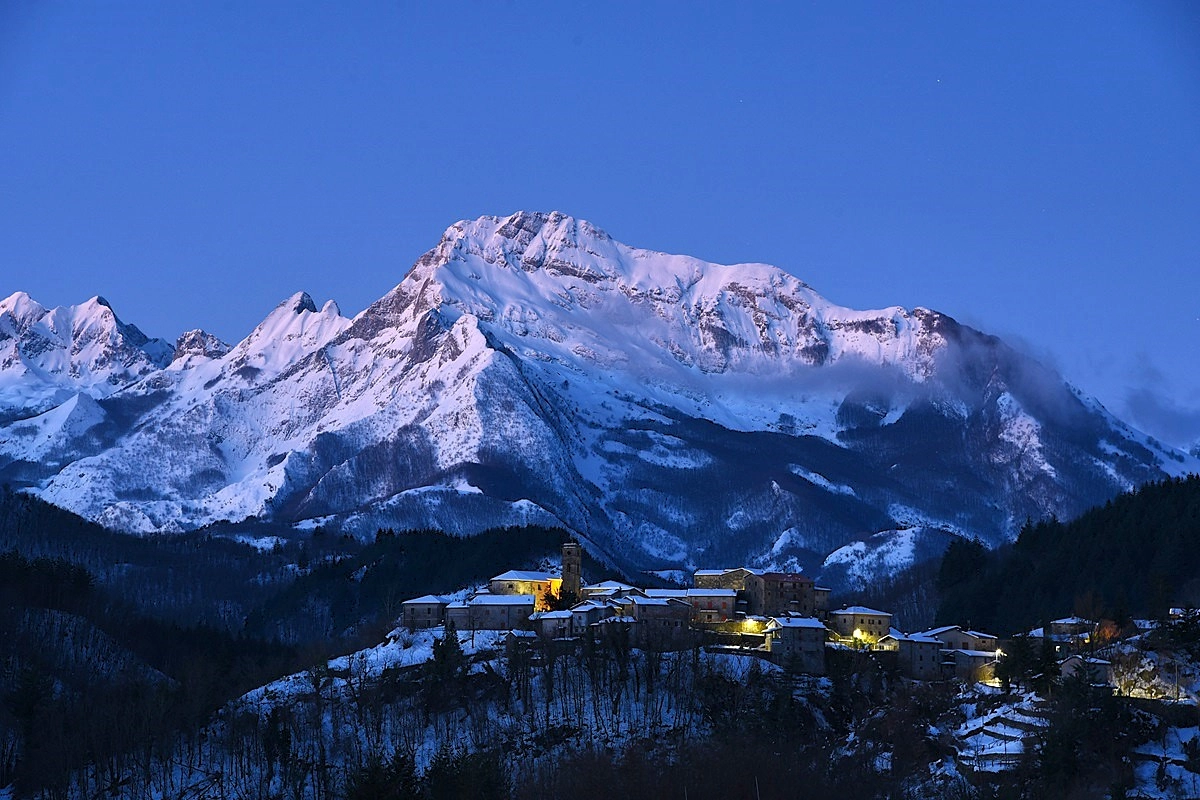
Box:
1, 2, 1198, 447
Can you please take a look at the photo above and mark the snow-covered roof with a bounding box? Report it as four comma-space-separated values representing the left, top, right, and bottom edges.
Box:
470, 593, 536, 606
508, 629, 538, 638
644, 588, 688, 598
1050, 616, 1093, 625
585, 580, 635, 590
1061, 655, 1111, 665
693, 567, 763, 577
950, 648, 1000, 659
628, 595, 672, 606
885, 631, 942, 644
922, 625, 961, 637
533, 610, 573, 619
767, 616, 826, 630
966, 630, 998, 640
831, 606, 890, 617
570, 599, 610, 611
491, 570, 556, 583
402, 594, 448, 605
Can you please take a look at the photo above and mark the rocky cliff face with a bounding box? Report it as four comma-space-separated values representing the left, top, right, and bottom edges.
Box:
1, 212, 1193, 580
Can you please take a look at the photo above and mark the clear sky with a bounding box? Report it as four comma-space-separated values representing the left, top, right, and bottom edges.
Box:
2, 2, 1198, 448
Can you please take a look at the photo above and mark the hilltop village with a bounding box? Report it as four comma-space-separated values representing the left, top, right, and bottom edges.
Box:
401, 542, 1009, 683
394, 543, 1200, 781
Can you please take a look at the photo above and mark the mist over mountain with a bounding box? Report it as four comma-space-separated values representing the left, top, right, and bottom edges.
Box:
1, 212, 1193, 582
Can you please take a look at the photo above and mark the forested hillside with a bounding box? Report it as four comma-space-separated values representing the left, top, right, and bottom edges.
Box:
0, 489, 577, 795
936, 475, 1200, 634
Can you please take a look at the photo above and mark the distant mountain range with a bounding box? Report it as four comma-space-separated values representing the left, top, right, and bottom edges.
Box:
1, 211, 1194, 583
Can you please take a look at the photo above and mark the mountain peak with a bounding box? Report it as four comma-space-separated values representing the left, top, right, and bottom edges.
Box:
0, 291, 48, 328
287, 292, 318, 315
173, 329, 231, 361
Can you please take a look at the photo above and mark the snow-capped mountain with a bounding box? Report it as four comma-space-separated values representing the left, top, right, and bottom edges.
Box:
0, 292, 172, 421
0, 212, 1194, 578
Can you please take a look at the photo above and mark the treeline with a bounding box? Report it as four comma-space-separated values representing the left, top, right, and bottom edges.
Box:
244, 525, 580, 644
936, 475, 1200, 634
0, 487, 317, 629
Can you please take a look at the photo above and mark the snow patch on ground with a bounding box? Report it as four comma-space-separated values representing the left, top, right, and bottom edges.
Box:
788, 464, 856, 496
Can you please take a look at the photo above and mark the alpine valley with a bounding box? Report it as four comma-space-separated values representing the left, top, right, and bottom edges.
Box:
1, 211, 1193, 585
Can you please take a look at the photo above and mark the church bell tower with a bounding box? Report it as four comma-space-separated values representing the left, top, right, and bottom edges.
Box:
561, 541, 582, 600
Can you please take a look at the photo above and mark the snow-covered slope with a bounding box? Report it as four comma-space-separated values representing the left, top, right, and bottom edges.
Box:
1, 212, 1194, 578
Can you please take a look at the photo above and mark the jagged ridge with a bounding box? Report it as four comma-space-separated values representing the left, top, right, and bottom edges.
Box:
0, 212, 1193, 582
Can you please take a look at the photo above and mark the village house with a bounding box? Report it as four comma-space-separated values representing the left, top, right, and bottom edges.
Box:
685, 588, 738, 622
921, 625, 998, 653
569, 598, 616, 633
445, 593, 536, 631
690, 567, 830, 618
693, 567, 761, 591
1048, 616, 1094, 638
529, 609, 573, 639
1027, 616, 1095, 657
828, 606, 893, 645
950, 648, 1000, 682
400, 594, 449, 630
614, 595, 694, 646
917, 624, 1001, 681
878, 631, 943, 680
618, 595, 692, 625
1060, 654, 1113, 686
745, 571, 816, 616
764, 616, 827, 675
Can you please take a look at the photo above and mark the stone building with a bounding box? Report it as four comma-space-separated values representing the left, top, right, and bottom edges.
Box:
878, 631, 943, 680
745, 571, 816, 616
561, 541, 583, 599
764, 616, 827, 674
827, 606, 893, 645
400, 595, 449, 629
